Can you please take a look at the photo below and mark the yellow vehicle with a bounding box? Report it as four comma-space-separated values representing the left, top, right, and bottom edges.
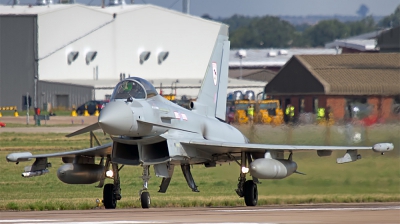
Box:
234, 100, 255, 124
254, 99, 284, 125
162, 94, 176, 101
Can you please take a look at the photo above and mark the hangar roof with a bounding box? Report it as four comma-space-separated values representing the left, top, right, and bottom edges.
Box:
0, 4, 108, 15
46, 78, 266, 89
0, 4, 225, 27
228, 48, 338, 68
265, 53, 400, 96
325, 28, 390, 52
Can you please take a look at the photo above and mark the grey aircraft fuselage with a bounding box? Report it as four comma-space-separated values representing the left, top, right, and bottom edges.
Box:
98, 95, 247, 166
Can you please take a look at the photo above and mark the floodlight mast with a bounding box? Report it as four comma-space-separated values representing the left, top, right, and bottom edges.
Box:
236, 49, 247, 80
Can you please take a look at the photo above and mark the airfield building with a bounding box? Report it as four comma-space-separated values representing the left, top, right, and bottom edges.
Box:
264, 53, 400, 123
0, 4, 266, 111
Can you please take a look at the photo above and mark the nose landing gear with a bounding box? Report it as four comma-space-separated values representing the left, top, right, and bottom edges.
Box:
139, 165, 151, 209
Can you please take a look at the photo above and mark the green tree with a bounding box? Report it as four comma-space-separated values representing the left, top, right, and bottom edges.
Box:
229, 16, 298, 48
201, 14, 213, 21
304, 20, 350, 47
230, 27, 257, 48
379, 5, 400, 28
220, 14, 254, 33
346, 16, 376, 36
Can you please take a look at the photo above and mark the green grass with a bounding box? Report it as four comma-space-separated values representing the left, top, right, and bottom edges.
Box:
3, 123, 80, 128
0, 124, 399, 210
0, 109, 72, 117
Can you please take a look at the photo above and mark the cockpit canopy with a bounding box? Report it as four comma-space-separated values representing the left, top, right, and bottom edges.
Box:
110, 77, 158, 100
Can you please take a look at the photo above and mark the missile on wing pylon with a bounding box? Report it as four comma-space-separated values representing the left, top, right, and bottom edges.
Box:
372, 143, 394, 153
22, 169, 49, 177
6, 152, 33, 162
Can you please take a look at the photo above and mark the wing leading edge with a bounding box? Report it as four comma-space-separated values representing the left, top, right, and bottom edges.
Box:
181, 140, 394, 155
6, 142, 112, 163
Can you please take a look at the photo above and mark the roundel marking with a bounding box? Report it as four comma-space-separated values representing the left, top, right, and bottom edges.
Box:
212, 62, 218, 86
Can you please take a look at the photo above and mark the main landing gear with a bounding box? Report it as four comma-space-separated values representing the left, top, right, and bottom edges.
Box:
235, 152, 258, 206
102, 162, 151, 209
139, 165, 151, 208
103, 163, 122, 209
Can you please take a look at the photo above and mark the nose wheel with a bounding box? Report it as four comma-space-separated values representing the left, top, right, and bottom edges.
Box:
140, 191, 151, 208
139, 165, 151, 209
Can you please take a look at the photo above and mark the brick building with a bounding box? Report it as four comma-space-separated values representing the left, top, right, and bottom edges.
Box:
264, 53, 400, 123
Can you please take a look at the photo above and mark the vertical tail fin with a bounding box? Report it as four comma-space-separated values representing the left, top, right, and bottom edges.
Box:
194, 34, 230, 121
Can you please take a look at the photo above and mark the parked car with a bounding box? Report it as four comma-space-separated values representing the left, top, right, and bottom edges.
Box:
75, 100, 109, 115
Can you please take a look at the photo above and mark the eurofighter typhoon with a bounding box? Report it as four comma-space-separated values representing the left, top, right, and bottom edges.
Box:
6, 33, 393, 209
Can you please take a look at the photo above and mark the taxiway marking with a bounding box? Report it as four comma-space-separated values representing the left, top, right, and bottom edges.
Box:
216, 205, 400, 212
0, 221, 275, 224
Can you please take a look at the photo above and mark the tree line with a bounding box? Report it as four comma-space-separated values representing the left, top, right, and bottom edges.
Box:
202, 5, 400, 49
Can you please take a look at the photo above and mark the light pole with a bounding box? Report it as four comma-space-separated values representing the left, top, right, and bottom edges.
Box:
171, 79, 179, 96
236, 49, 247, 80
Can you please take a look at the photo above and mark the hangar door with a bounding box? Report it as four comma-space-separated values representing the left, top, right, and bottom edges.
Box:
56, 94, 69, 109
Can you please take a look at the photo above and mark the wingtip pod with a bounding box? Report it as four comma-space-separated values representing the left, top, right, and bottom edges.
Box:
372, 143, 394, 153
6, 152, 33, 162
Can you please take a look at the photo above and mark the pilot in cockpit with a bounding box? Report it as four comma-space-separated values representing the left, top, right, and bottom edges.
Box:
111, 77, 158, 101
116, 80, 145, 99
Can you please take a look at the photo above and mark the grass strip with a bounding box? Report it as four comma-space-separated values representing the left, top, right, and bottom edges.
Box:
0, 125, 399, 210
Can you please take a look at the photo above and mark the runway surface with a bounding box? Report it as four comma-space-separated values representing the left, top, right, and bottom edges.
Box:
1, 203, 399, 224
0, 116, 97, 133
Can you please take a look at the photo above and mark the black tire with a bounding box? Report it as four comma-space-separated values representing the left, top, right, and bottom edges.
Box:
140, 191, 151, 209
103, 183, 117, 209
243, 180, 258, 206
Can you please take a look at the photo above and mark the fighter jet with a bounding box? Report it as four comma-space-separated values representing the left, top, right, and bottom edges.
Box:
6, 35, 394, 209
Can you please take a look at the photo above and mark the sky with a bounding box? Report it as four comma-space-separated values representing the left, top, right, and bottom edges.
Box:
2, 0, 399, 18
138, 0, 400, 18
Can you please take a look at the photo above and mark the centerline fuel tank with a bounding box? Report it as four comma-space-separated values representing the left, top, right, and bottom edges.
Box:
57, 163, 104, 184
249, 158, 297, 179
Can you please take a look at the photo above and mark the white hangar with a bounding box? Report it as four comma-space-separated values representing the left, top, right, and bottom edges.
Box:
0, 4, 264, 110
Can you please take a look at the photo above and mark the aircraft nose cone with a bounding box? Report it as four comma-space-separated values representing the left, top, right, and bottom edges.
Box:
98, 101, 133, 135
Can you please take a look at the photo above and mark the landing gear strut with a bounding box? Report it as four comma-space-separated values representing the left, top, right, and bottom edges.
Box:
139, 165, 151, 209
235, 152, 258, 206
103, 162, 122, 209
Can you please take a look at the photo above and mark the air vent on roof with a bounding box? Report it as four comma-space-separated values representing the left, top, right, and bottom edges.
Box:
109, 0, 126, 6
36, 0, 53, 5
279, 49, 288, 55
267, 51, 277, 57
158, 51, 169, 64
59, 0, 76, 3
235, 49, 247, 58
140, 51, 151, 64
86, 51, 97, 65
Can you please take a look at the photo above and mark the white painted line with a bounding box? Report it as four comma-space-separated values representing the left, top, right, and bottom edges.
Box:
0, 220, 277, 224
216, 206, 400, 212
0, 220, 58, 223
0, 221, 163, 224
